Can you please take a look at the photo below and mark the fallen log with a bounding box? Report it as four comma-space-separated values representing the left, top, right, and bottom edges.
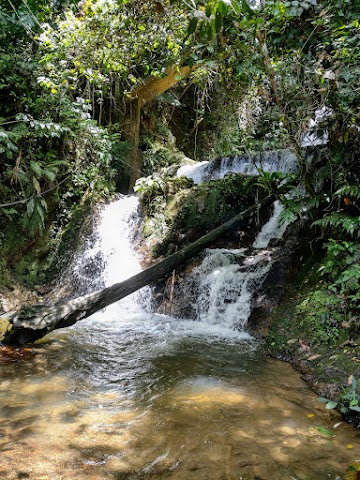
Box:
1, 195, 275, 345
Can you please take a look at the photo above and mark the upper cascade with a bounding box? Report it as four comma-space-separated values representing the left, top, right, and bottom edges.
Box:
177, 149, 298, 184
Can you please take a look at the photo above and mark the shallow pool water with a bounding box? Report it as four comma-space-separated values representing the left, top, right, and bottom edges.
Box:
0, 313, 359, 480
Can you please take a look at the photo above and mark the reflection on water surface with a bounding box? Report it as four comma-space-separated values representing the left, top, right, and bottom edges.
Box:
0, 315, 359, 480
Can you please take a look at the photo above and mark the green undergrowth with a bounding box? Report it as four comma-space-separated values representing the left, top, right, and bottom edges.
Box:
137, 172, 268, 257
0, 203, 91, 290
267, 264, 360, 407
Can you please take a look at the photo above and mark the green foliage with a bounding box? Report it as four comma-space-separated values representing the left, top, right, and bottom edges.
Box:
318, 240, 360, 313
252, 171, 297, 195
183, 0, 360, 247
140, 171, 263, 256
37, 0, 189, 125
313, 214, 360, 239
318, 376, 360, 416
297, 289, 348, 345
134, 175, 167, 206
142, 141, 191, 176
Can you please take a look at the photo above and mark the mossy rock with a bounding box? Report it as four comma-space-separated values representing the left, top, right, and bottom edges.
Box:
0, 317, 10, 334
267, 274, 360, 399
144, 173, 266, 257
0, 202, 91, 290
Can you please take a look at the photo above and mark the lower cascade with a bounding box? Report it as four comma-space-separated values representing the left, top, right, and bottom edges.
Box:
1, 195, 359, 480
186, 249, 271, 331
77, 195, 280, 335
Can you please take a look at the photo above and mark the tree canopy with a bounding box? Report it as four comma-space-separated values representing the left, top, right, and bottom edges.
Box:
0, 0, 358, 308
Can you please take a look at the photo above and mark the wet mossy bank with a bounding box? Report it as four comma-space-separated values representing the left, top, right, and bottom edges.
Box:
0, 203, 93, 315
265, 254, 360, 428
137, 172, 275, 259
137, 169, 360, 427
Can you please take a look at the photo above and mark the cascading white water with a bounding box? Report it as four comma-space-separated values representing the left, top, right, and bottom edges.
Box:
174, 150, 300, 329
253, 200, 287, 248
71, 195, 270, 338
71, 195, 150, 317
177, 149, 298, 184
190, 249, 271, 331
92, 196, 142, 288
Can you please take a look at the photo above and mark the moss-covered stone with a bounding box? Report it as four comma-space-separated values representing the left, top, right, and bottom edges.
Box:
140, 173, 269, 257
267, 270, 360, 401
0, 202, 91, 291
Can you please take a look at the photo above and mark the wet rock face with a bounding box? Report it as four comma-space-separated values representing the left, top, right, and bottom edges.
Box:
152, 258, 201, 318
248, 259, 290, 333
142, 173, 273, 258
248, 234, 300, 336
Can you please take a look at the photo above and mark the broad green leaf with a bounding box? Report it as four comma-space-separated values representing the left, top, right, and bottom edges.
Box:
36, 203, 45, 224
325, 401, 338, 410
188, 18, 198, 36
40, 198, 48, 211
241, 0, 254, 16
217, 1, 228, 16
32, 176, 41, 196
315, 427, 335, 437
215, 12, 223, 33
230, 0, 241, 14
30, 161, 43, 177
26, 197, 35, 217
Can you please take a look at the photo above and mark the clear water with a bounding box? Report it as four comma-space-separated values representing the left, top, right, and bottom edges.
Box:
1, 325, 359, 480
0, 197, 359, 480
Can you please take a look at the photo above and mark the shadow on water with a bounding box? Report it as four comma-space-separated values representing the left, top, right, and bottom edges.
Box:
0, 324, 360, 480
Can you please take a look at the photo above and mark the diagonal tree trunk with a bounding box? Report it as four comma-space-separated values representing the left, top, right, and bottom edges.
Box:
1, 195, 275, 346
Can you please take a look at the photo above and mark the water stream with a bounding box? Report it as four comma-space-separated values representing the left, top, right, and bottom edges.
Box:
1, 197, 359, 480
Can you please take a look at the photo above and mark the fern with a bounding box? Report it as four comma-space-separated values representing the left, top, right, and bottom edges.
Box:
335, 184, 360, 200
312, 213, 360, 238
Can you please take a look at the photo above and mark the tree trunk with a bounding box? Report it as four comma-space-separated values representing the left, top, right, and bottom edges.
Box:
123, 98, 142, 189
122, 65, 199, 189
1, 195, 274, 346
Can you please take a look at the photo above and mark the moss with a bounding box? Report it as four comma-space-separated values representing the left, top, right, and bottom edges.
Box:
143, 173, 264, 257
0, 318, 10, 334
44, 203, 92, 284
267, 272, 360, 397
0, 202, 91, 290
141, 140, 194, 177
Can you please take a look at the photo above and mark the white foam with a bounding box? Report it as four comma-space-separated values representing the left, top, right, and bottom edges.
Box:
253, 200, 288, 248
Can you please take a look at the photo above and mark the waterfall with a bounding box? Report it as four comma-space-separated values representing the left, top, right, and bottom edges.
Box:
70, 195, 150, 315
177, 149, 298, 184
174, 150, 294, 328
69, 192, 282, 336
253, 200, 287, 249
189, 249, 271, 331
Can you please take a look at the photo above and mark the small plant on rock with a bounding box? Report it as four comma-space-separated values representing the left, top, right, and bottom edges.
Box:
318, 375, 360, 418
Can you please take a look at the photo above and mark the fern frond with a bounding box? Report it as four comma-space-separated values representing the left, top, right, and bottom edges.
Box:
335, 184, 360, 200
312, 213, 360, 238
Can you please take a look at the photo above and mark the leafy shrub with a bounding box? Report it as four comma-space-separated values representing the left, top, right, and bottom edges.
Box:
318, 375, 360, 416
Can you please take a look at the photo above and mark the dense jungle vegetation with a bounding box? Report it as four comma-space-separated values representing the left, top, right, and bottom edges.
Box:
0, 0, 359, 414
